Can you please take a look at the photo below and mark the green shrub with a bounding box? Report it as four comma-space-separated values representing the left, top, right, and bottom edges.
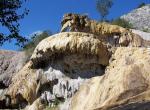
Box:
22, 30, 52, 59
44, 106, 58, 110
137, 3, 146, 8
111, 18, 134, 29
143, 28, 149, 32
44, 97, 64, 110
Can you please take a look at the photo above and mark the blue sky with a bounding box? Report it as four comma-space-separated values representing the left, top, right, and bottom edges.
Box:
1, 0, 150, 50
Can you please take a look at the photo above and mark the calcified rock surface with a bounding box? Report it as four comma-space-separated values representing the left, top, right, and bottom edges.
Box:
61, 13, 150, 47
31, 32, 110, 67
1, 14, 150, 110
121, 4, 150, 32
70, 47, 150, 110
3, 32, 109, 109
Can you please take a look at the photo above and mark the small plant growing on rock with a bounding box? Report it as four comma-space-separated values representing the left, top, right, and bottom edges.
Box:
137, 2, 146, 8
143, 28, 149, 33
111, 18, 134, 29
44, 97, 64, 110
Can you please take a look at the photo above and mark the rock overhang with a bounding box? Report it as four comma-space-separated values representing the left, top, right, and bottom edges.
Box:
30, 32, 110, 68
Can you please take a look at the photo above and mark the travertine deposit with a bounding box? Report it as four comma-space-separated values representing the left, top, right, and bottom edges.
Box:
3, 32, 110, 109
71, 47, 150, 110
0, 13, 150, 110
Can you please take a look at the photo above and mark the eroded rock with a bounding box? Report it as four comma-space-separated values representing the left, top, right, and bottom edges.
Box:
61, 13, 150, 47
31, 32, 110, 68
5, 32, 109, 109
70, 47, 150, 110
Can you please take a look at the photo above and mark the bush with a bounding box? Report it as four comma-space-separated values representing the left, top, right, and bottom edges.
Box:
143, 28, 149, 32
111, 18, 134, 29
44, 106, 58, 110
137, 3, 146, 8
22, 30, 52, 59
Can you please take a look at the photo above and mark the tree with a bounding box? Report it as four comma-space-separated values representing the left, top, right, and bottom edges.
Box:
0, 0, 29, 46
22, 30, 52, 59
137, 2, 146, 8
96, 0, 113, 21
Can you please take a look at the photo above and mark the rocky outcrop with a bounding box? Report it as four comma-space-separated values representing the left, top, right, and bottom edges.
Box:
61, 13, 150, 47
121, 4, 150, 32
1, 13, 150, 110
70, 47, 150, 110
6, 61, 37, 106
4, 32, 110, 109
2, 31, 150, 110
31, 32, 110, 67
0, 50, 27, 109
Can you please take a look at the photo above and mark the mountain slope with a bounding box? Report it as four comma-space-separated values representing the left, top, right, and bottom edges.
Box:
121, 4, 150, 32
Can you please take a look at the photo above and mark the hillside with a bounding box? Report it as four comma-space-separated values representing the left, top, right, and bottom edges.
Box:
121, 4, 150, 32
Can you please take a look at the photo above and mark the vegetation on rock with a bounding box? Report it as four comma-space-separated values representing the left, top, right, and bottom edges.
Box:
111, 18, 134, 29
137, 2, 146, 8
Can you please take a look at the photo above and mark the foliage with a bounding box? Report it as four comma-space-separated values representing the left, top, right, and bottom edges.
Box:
96, 0, 113, 21
143, 28, 149, 32
44, 106, 58, 110
22, 30, 52, 59
44, 97, 64, 110
137, 2, 146, 8
0, 0, 29, 46
111, 18, 134, 29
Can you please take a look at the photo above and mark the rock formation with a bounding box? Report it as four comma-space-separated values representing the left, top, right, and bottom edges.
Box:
0, 13, 150, 110
132, 29, 150, 41
0, 50, 27, 109
71, 47, 150, 110
61, 13, 150, 47
2, 32, 110, 109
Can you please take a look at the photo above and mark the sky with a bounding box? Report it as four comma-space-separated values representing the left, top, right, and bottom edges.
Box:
1, 0, 150, 50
